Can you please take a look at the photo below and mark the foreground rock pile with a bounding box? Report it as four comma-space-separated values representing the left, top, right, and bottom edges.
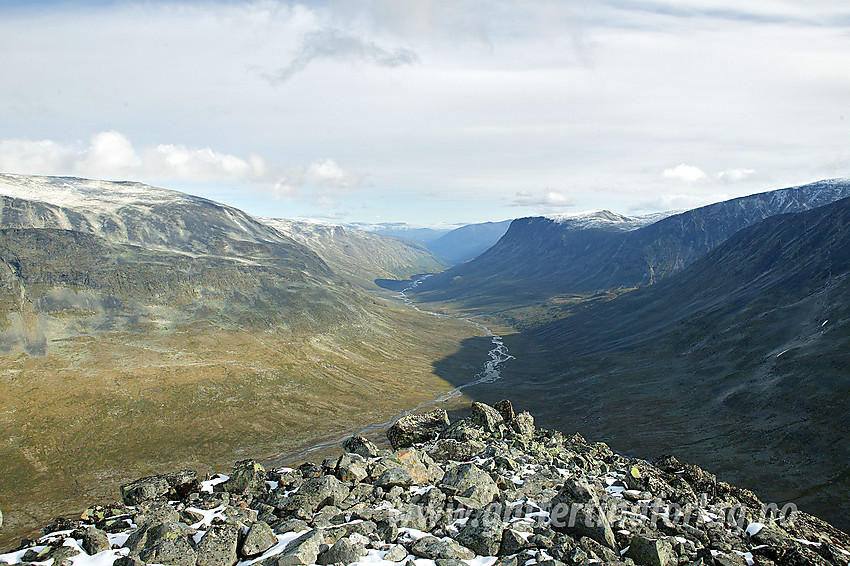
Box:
3, 400, 850, 566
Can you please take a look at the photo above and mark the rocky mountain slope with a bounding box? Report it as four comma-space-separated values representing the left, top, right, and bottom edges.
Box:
413, 180, 850, 310
0, 174, 485, 551
424, 220, 513, 264
261, 218, 446, 288
4, 400, 848, 566
443, 197, 850, 532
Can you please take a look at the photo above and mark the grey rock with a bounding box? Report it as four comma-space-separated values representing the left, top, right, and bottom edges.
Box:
298, 475, 350, 514
436, 560, 469, 566
511, 412, 535, 439
499, 529, 532, 556
162, 469, 200, 499
410, 536, 476, 560
219, 459, 268, 498
549, 476, 619, 553
264, 529, 326, 566
113, 557, 146, 566
317, 535, 368, 565
626, 535, 676, 566
127, 521, 197, 566
133, 500, 181, 527
423, 439, 487, 463
82, 526, 110, 555
387, 409, 451, 450
444, 419, 483, 442
376, 468, 415, 489
241, 521, 279, 558
456, 509, 505, 556
196, 523, 240, 566
439, 463, 499, 508
336, 454, 369, 484
342, 436, 382, 458
471, 402, 504, 434
120, 475, 171, 505
385, 544, 408, 562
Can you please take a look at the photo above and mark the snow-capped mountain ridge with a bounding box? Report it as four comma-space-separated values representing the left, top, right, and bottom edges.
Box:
0, 174, 294, 256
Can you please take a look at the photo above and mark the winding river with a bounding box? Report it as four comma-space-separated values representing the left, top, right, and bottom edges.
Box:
270, 275, 514, 464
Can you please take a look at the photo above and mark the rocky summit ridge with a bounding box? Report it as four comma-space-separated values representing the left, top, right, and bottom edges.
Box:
2, 401, 848, 566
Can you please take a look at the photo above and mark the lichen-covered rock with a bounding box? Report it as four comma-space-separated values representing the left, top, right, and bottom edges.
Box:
263, 529, 326, 566
342, 436, 382, 458
120, 475, 171, 505
456, 508, 505, 556
241, 521, 279, 558
549, 476, 619, 553
218, 459, 268, 497
81, 526, 110, 555
387, 409, 450, 449
626, 535, 677, 566
196, 523, 240, 566
317, 534, 369, 565
439, 462, 499, 508
471, 402, 504, 434
411, 536, 476, 560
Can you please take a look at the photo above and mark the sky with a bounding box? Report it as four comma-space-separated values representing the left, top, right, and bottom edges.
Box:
1, 0, 849, 226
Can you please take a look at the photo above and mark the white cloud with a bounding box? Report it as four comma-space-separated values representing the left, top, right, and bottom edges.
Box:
662, 164, 708, 183
0, 132, 361, 205
715, 168, 757, 183
512, 188, 575, 207
632, 192, 732, 212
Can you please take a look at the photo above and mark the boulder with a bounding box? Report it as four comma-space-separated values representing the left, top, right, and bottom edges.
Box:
241, 521, 279, 558
82, 526, 110, 555
511, 412, 535, 439
387, 409, 451, 449
549, 476, 619, 553
471, 402, 504, 434
410, 536, 476, 560
423, 439, 486, 463
263, 529, 326, 566
196, 523, 240, 566
342, 436, 382, 458
439, 463, 499, 508
376, 468, 415, 489
499, 529, 532, 556
494, 400, 516, 422
456, 508, 505, 556
218, 460, 268, 498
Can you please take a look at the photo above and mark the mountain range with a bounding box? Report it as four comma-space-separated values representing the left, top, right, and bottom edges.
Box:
414, 179, 850, 311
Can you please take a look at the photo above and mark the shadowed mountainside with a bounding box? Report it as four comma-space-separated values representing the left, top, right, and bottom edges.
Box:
434, 196, 850, 532
414, 179, 850, 310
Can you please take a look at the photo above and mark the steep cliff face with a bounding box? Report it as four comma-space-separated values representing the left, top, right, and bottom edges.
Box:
413, 180, 850, 308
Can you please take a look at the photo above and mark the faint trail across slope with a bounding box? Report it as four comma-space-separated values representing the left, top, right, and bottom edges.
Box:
270, 274, 514, 464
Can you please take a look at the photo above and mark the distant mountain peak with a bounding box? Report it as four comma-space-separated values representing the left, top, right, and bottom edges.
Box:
544, 209, 677, 231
